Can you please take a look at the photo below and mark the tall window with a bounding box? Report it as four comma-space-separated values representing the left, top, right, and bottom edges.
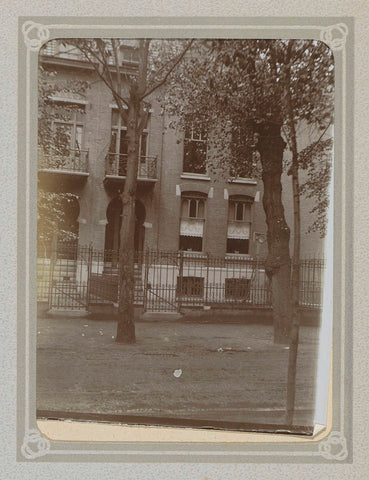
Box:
228, 124, 259, 179
183, 119, 207, 174
227, 197, 252, 254
52, 102, 85, 156
179, 193, 206, 251
110, 108, 148, 159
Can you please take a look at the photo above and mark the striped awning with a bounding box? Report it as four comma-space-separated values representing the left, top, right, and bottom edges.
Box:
180, 218, 204, 237
227, 221, 250, 240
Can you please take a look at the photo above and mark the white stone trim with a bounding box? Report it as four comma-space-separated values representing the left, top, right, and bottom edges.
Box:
109, 102, 128, 110
180, 173, 211, 181
228, 178, 257, 185
50, 95, 89, 105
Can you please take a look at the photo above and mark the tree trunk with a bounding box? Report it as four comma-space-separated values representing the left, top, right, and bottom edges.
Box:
285, 65, 302, 423
115, 93, 140, 344
255, 121, 292, 344
285, 157, 301, 423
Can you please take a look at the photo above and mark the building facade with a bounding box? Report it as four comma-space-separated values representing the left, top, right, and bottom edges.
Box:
37, 40, 325, 311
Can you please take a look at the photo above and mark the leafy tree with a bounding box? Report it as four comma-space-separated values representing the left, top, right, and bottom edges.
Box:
65, 38, 193, 343
271, 40, 333, 423
165, 39, 333, 423
164, 39, 333, 347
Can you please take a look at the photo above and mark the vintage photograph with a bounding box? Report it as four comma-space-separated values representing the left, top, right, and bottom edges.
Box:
36, 37, 333, 433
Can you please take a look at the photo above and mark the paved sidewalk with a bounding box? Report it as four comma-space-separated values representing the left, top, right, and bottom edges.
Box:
36, 315, 320, 428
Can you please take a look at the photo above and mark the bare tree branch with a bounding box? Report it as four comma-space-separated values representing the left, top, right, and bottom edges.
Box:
110, 39, 129, 120
140, 39, 194, 101
72, 40, 130, 109
138, 39, 150, 97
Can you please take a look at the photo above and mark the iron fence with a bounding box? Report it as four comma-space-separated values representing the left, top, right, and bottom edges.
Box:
35, 242, 86, 311
298, 258, 325, 308
143, 250, 271, 312
37, 244, 325, 312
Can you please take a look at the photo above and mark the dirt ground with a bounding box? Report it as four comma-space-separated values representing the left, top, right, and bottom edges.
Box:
36, 314, 320, 428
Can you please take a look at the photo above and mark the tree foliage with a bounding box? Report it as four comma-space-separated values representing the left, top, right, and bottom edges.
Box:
299, 137, 333, 237
165, 39, 334, 230
164, 39, 333, 351
38, 65, 90, 244
38, 65, 89, 153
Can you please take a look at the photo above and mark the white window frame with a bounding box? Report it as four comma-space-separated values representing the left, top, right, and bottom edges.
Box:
179, 194, 207, 252
226, 199, 252, 255
232, 201, 250, 222
183, 120, 208, 174
182, 197, 206, 219
51, 102, 86, 152
110, 107, 150, 159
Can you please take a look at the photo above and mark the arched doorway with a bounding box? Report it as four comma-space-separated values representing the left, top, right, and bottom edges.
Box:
105, 197, 122, 253
104, 197, 146, 264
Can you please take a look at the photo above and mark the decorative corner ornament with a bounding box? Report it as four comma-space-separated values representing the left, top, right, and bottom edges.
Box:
320, 23, 348, 51
21, 429, 51, 459
318, 431, 348, 461
22, 21, 50, 51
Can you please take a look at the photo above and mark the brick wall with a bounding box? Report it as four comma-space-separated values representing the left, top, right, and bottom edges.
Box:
40, 61, 327, 259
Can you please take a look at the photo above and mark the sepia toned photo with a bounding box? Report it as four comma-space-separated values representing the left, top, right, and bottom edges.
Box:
36, 37, 333, 434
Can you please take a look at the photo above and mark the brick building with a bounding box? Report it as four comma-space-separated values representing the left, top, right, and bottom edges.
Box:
37, 40, 325, 312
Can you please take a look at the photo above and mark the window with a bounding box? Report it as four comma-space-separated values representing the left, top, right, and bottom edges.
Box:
109, 108, 149, 175
119, 45, 139, 63
225, 278, 251, 300
49, 102, 86, 170
183, 119, 207, 174
179, 194, 206, 252
227, 198, 252, 254
177, 277, 204, 298
54, 122, 84, 154
229, 125, 258, 178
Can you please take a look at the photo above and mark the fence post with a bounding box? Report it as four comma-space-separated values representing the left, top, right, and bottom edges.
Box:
86, 243, 93, 307
48, 228, 58, 310
177, 250, 184, 313
143, 249, 150, 312
205, 252, 210, 305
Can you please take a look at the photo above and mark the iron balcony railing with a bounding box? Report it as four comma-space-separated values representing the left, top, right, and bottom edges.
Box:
105, 153, 158, 180
41, 40, 139, 66
38, 148, 89, 174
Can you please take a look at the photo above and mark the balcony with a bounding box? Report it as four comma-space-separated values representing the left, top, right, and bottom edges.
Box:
40, 40, 139, 74
38, 148, 89, 185
104, 153, 158, 189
